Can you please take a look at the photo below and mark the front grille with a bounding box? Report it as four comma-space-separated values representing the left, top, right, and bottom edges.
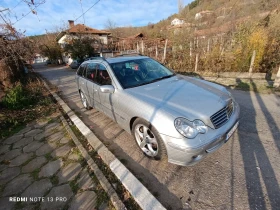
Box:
211, 100, 234, 129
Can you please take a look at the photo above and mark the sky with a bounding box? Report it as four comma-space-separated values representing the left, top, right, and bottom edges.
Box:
0, 0, 193, 36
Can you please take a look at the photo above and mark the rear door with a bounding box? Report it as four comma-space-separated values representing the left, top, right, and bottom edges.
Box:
85, 63, 98, 107
77, 64, 87, 94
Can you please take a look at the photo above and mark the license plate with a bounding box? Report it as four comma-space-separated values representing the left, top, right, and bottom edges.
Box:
226, 121, 239, 141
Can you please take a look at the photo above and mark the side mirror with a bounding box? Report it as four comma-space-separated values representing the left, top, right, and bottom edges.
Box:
100, 85, 115, 93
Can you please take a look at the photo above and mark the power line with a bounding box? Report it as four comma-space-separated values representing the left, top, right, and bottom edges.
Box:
10, 0, 24, 12
74, 0, 101, 22
12, 3, 42, 25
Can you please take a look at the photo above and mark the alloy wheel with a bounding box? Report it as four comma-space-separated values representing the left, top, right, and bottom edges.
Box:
134, 124, 159, 157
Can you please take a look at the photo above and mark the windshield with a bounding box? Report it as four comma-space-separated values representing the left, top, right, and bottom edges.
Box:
110, 58, 175, 89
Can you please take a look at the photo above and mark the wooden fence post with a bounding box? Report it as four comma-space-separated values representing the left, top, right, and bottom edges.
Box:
141, 40, 144, 54
163, 39, 168, 62
207, 39, 210, 52
249, 50, 256, 75
195, 53, 199, 72
274, 66, 280, 88
155, 45, 158, 59
190, 41, 192, 57
137, 42, 139, 52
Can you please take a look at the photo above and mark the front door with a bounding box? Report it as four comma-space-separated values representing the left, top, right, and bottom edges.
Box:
94, 64, 117, 121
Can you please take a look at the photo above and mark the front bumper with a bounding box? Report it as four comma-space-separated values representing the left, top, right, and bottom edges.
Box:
161, 101, 240, 166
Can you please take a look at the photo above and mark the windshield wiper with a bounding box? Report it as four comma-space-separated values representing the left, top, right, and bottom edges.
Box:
126, 74, 176, 89
151, 74, 175, 83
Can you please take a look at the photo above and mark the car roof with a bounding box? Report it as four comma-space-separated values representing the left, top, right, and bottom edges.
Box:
105, 56, 149, 64
81, 55, 149, 65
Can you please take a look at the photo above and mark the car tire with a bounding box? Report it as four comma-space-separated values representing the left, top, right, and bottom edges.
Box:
132, 118, 167, 160
80, 91, 91, 110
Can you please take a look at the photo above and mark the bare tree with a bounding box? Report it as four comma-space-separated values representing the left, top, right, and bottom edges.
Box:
104, 19, 121, 37
0, 0, 46, 91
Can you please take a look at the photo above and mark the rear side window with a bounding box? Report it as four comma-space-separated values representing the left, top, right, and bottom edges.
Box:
86, 63, 97, 82
95, 64, 112, 85
77, 64, 86, 76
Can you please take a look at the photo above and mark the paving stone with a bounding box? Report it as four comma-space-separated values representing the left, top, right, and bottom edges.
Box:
0, 167, 20, 185
3, 149, 21, 161
51, 144, 72, 158
39, 159, 63, 178
22, 156, 47, 173
21, 205, 37, 210
4, 134, 23, 145
2, 174, 32, 196
43, 125, 64, 138
0, 164, 8, 172
22, 179, 52, 198
68, 153, 80, 161
45, 122, 60, 132
34, 133, 46, 141
40, 184, 73, 210
9, 153, 33, 167
98, 202, 110, 210
47, 131, 64, 143
50, 112, 60, 118
0, 197, 15, 210
0, 145, 10, 155
25, 129, 43, 137
69, 191, 97, 210
77, 169, 95, 190
23, 142, 44, 153
17, 126, 32, 135
36, 143, 57, 156
34, 120, 49, 129
13, 137, 33, 149
58, 163, 82, 184
60, 137, 69, 144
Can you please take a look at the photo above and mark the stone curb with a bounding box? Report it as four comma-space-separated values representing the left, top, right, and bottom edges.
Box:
40, 77, 166, 210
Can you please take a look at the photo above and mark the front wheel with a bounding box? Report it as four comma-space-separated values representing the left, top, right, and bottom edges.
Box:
80, 91, 90, 110
132, 119, 167, 160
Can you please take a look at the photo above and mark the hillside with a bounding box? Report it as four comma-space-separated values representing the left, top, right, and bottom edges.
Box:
113, 0, 279, 38
110, 0, 280, 75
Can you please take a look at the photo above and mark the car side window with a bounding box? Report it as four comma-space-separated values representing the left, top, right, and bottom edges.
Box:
95, 64, 112, 86
82, 64, 87, 78
86, 63, 97, 82
77, 64, 85, 76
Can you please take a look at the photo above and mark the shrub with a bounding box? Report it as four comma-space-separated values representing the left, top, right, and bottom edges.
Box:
2, 84, 35, 110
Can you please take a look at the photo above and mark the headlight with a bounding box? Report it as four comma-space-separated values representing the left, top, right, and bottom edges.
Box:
174, 118, 208, 139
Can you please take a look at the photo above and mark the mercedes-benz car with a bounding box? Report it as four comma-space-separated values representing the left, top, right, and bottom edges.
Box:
75, 55, 240, 166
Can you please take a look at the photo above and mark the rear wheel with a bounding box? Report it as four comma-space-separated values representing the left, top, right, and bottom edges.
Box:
80, 91, 90, 110
132, 119, 167, 160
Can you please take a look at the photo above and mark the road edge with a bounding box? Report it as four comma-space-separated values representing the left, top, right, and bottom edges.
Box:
40, 77, 166, 210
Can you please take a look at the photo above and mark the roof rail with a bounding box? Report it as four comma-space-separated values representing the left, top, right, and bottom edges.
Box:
85, 57, 107, 61
116, 53, 143, 57
114, 50, 143, 57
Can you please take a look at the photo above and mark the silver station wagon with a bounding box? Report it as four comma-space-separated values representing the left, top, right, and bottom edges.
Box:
75, 55, 240, 166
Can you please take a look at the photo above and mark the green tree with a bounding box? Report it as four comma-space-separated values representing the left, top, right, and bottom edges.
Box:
63, 36, 100, 60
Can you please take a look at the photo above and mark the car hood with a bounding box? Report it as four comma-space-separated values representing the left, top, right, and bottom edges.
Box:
125, 75, 231, 125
